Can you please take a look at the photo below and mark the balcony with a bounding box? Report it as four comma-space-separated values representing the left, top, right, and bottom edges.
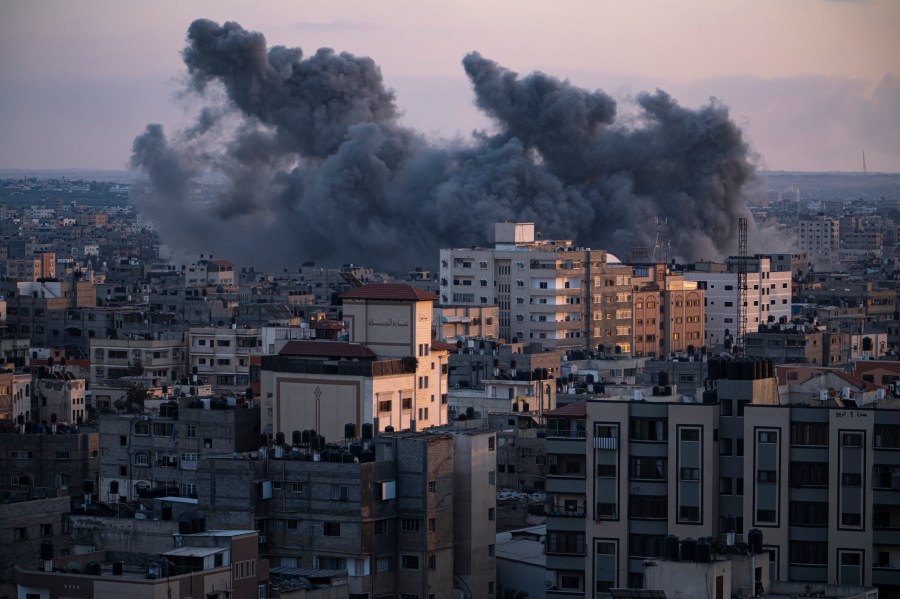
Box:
546, 475, 586, 495
872, 566, 900, 587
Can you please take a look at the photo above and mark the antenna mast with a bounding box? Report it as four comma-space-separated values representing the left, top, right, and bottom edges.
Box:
736, 217, 748, 354
862, 150, 867, 175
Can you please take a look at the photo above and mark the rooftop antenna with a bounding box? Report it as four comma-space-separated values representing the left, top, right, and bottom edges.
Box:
736, 217, 749, 354
651, 217, 668, 263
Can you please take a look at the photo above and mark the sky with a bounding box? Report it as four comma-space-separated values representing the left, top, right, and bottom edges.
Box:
1, 0, 899, 173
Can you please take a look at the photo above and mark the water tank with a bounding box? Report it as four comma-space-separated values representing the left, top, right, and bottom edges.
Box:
748, 529, 764, 554
258, 434, 269, 447
292, 430, 302, 446
702, 389, 718, 404
349, 443, 362, 458
83, 479, 95, 494
301, 430, 311, 444
680, 538, 697, 561
741, 360, 754, 380
40, 540, 54, 560
708, 358, 721, 381
727, 360, 741, 380
161, 505, 172, 521
113, 560, 124, 575
179, 520, 193, 535
316, 435, 326, 452
385, 426, 395, 433
275, 431, 285, 446
344, 422, 357, 439
87, 561, 101, 575
696, 539, 711, 563
658, 371, 670, 387
341, 451, 355, 463
664, 535, 680, 561
360, 449, 375, 463
361, 423, 373, 440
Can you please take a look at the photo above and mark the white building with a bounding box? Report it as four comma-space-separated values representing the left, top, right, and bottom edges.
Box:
440, 222, 633, 352
684, 256, 792, 349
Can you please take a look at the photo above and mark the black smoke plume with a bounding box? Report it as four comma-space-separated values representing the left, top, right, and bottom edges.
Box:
131, 19, 756, 272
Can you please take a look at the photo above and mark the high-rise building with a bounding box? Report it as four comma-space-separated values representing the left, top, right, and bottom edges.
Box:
684, 256, 791, 350
440, 223, 633, 352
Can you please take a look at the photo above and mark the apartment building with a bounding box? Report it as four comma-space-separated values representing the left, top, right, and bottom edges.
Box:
90, 333, 188, 387
188, 325, 262, 393
0, 368, 31, 422
684, 256, 792, 350
260, 284, 450, 440
1, 495, 72, 599
98, 397, 260, 502
15, 529, 267, 599
1, 429, 100, 498
799, 213, 840, 266
440, 222, 633, 352
541, 360, 900, 598
632, 264, 704, 357
197, 428, 496, 599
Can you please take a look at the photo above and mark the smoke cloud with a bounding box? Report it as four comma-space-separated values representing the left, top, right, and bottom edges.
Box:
131, 19, 756, 272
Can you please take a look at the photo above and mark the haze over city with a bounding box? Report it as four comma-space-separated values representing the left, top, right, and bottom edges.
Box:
2, 0, 899, 174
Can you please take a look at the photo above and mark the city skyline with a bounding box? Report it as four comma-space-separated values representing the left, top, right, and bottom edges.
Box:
1, 0, 899, 173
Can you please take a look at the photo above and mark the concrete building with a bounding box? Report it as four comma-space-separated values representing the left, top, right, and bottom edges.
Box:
90, 334, 188, 388
0, 495, 71, 599
15, 529, 268, 599
800, 213, 841, 266
684, 256, 792, 350
0, 368, 31, 422
197, 428, 496, 599
632, 264, 705, 358
0, 429, 99, 499
745, 323, 827, 365
189, 325, 262, 393
433, 304, 500, 341
34, 373, 87, 425
540, 359, 900, 598
440, 222, 633, 352
260, 284, 450, 440
98, 396, 260, 502
496, 526, 551, 599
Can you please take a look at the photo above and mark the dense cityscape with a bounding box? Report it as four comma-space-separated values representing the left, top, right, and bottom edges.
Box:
0, 169, 898, 599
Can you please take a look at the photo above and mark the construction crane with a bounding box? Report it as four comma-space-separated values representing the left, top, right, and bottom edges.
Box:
735, 217, 748, 354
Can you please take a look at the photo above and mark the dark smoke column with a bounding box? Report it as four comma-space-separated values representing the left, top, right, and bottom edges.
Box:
130, 19, 757, 272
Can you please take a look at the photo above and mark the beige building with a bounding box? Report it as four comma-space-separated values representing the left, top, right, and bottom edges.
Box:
261, 284, 450, 440
799, 213, 840, 267
90, 334, 188, 387
189, 325, 262, 392
632, 264, 705, 357
440, 222, 633, 352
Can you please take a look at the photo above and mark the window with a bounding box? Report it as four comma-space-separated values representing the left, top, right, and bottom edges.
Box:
757, 470, 777, 484
401, 555, 420, 569
428, 554, 436, 569
428, 480, 436, 493
488, 508, 495, 521
376, 556, 391, 572
332, 484, 349, 501
758, 431, 777, 443
186, 424, 197, 438
790, 422, 828, 446
631, 418, 667, 441
789, 462, 828, 486
680, 467, 700, 481
756, 509, 776, 523
488, 471, 495, 485
56, 450, 70, 460
680, 506, 700, 522
428, 518, 436, 532
287, 519, 298, 530
789, 541, 827, 565
488, 544, 495, 557
841, 432, 863, 447
378, 400, 392, 413
597, 464, 617, 477
323, 522, 341, 536
488, 436, 495, 451
375, 520, 388, 535
629, 495, 667, 519
630, 458, 666, 480
15, 527, 27, 541
401, 518, 420, 532
789, 501, 828, 526
134, 452, 149, 466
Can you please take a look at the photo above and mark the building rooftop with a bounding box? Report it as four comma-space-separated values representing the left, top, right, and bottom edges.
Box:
340, 283, 438, 302
279, 340, 376, 360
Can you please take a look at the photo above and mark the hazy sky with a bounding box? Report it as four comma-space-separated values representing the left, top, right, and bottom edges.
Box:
1, 0, 898, 173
